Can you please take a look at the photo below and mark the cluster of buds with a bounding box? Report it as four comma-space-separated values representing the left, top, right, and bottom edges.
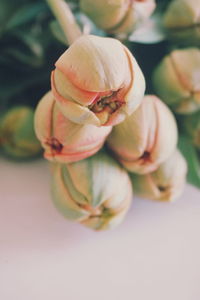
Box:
35, 34, 187, 230
80, 0, 156, 36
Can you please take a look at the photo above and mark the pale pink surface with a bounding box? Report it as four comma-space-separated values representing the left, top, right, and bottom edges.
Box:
1, 158, 200, 300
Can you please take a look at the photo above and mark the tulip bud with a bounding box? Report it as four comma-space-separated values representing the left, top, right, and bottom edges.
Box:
80, 0, 156, 35
153, 48, 200, 114
34, 91, 112, 163
52, 152, 133, 230
0, 106, 41, 159
182, 111, 200, 150
130, 149, 187, 202
163, 0, 200, 46
51, 34, 145, 127
107, 95, 178, 174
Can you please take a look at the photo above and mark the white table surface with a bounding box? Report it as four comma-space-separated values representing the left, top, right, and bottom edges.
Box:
0, 157, 200, 300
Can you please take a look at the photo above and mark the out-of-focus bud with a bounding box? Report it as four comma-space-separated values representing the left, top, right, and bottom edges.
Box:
0, 106, 41, 159
153, 48, 200, 114
51, 152, 133, 230
80, 0, 156, 35
51, 34, 145, 127
107, 95, 178, 174
163, 0, 200, 46
182, 111, 200, 150
34, 91, 112, 163
130, 149, 187, 201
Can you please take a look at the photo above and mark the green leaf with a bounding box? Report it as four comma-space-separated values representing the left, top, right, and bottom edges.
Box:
49, 20, 67, 45
178, 135, 200, 188
5, 2, 47, 31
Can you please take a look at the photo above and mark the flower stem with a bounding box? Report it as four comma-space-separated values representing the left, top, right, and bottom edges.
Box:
46, 0, 82, 45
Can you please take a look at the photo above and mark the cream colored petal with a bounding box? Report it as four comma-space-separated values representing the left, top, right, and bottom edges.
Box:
131, 149, 187, 202
164, 0, 200, 28
134, 0, 156, 21
66, 159, 94, 204
34, 91, 54, 143
80, 0, 130, 30
51, 72, 100, 126
153, 55, 190, 105
122, 47, 145, 116
107, 96, 156, 160
55, 35, 128, 92
130, 173, 161, 200
171, 48, 200, 92
54, 69, 99, 106
52, 164, 89, 220
150, 96, 178, 165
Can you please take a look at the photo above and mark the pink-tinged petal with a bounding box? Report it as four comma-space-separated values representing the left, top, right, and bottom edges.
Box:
55, 35, 128, 92
131, 149, 187, 201
54, 69, 99, 106
52, 35, 145, 126
34, 91, 112, 163
107, 95, 178, 174
51, 152, 133, 230
51, 72, 100, 126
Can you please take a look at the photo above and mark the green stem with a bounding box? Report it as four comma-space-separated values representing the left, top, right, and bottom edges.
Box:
46, 0, 82, 45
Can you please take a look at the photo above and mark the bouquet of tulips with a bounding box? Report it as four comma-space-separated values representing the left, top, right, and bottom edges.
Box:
1, 0, 199, 230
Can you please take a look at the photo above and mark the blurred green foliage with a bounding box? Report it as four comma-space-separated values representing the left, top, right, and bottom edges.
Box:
0, 0, 66, 111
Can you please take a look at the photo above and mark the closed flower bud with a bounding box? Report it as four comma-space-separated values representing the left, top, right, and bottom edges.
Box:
34, 91, 112, 163
130, 149, 187, 201
0, 106, 41, 159
51, 152, 133, 230
182, 111, 200, 150
80, 0, 156, 35
153, 48, 200, 114
107, 95, 178, 174
163, 0, 200, 46
51, 34, 145, 127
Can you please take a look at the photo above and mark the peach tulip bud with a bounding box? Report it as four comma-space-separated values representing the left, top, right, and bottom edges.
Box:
107, 95, 178, 174
52, 152, 133, 230
51, 34, 145, 127
130, 149, 187, 202
163, 0, 200, 46
0, 106, 41, 159
153, 48, 200, 114
80, 0, 156, 35
34, 91, 112, 163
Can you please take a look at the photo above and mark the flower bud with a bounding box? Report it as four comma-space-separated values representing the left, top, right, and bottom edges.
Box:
80, 0, 156, 35
51, 34, 145, 127
153, 48, 200, 114
182, 111, 200, 150
34, 91, 112, 163
107, 95, 178, 174
163, 0, 200, 46
130, 149, 187, 201
0, 106, 41, 159
51, 152, 133, 230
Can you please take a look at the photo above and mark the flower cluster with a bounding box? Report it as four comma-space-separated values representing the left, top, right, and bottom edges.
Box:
35, 34, 187, 230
